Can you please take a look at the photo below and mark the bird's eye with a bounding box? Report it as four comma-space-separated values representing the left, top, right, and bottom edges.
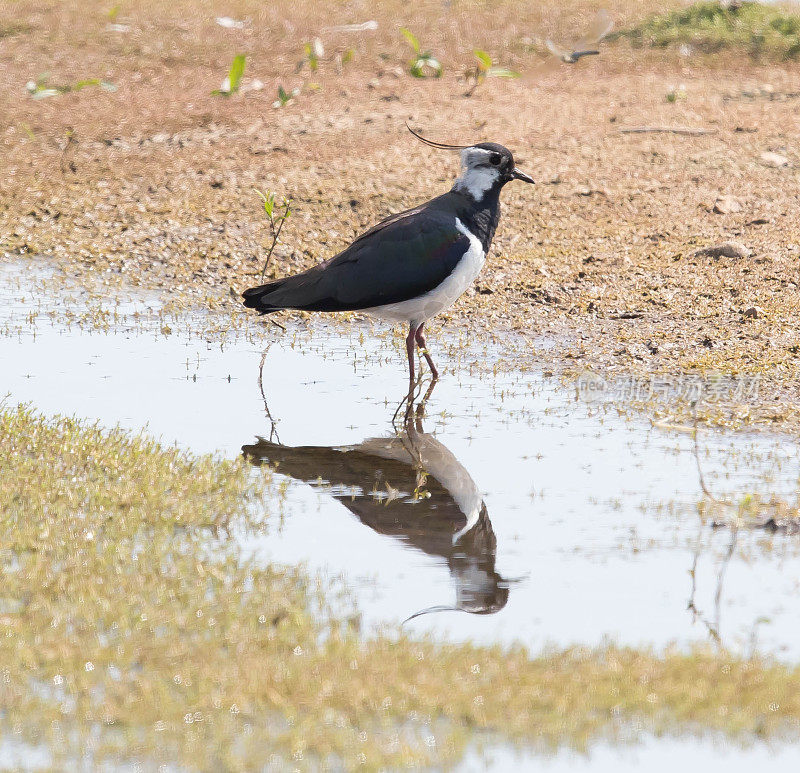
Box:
489, 153, 502, 166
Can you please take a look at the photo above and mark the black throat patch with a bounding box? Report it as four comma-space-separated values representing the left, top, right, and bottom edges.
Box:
450, 188, 502, 253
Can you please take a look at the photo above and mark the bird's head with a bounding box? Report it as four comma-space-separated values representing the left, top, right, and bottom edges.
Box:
407, 124, 534, 201
457, 142, 534, 199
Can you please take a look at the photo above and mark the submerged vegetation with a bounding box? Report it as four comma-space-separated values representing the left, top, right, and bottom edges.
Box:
621, 1, 800, 58
1, 405, 800, 766
700, 490, 800, 534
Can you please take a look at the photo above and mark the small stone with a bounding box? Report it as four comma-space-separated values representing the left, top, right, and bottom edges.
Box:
742, 305, 764, 319
575, 186, 609, 197
216, 16, 246, 29
694, 241, 751, 259
760, 151, 789, 168
713, 195, 742, 214
378, 66, 404, 79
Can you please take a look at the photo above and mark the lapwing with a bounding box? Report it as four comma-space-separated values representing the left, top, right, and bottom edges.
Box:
242, 401, 510, 617
544, 9, 613, 64
242, 125, 534, 383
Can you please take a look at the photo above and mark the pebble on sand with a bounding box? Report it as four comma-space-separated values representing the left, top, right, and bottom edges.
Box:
760, 151, 790, 168
694, 241, 752, 259
713, 195, 743, 214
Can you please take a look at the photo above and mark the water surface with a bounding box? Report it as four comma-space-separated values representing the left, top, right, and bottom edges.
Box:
2, 262, 800, 768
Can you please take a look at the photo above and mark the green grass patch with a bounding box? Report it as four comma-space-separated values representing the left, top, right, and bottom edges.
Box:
0, 23, 33, 39
3, 405, 800, 766
621, 1, 800, 59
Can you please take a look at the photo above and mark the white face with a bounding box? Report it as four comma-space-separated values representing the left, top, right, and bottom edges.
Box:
453, 147, 501, 200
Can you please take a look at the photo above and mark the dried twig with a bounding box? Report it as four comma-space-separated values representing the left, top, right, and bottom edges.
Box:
60, 126, 77, 176
619, 126, 718, 136
258, 346, 281, 444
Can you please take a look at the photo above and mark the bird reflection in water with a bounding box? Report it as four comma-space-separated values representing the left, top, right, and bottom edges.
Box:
242, 385, 512, 619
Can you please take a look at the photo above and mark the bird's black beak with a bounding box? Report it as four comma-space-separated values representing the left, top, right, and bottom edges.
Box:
511, 168, 535, 184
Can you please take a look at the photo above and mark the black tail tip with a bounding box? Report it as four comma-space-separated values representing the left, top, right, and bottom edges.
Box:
241, 285, 279, 314
241, 288, 259, 309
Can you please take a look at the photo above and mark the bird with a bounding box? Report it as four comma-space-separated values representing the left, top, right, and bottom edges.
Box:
544, 8, 613, 64
544, 40, 600, 64
242, 400, 511, 618
241, 125, 534, 385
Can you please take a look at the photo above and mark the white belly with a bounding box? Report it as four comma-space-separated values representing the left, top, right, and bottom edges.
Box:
361, 218, 485, 327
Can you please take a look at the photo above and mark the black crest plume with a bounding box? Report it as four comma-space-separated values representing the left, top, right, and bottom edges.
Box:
406, 122, 469, 150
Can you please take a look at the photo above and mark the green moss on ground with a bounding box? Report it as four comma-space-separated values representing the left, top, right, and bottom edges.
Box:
3, 405, 800, 767
0, 23, 32, 40
621, 1, 800, 58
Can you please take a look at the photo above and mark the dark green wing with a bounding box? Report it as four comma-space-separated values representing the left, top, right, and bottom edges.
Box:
242, 198, 471, 312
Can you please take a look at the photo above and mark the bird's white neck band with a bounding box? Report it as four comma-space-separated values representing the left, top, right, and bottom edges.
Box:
453, 166, 500, 200
453, 148, 500, 200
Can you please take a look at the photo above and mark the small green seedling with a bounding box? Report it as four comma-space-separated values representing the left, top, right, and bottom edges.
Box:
26, 74, 60, 99
212, 53, 246, 96
335, 48, 355, 72
73, 78, 117, 91
666, 83, 687, 102
255, 189, 292, 281
299, 38, 324, 72
464, 49, 519, 95
400, 28, 442, 78
272, 85, 299, 108
107, 4, 121, 21
26, 73, 117, 99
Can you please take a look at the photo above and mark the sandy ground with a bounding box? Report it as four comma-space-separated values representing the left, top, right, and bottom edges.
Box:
2, 0, 799, 427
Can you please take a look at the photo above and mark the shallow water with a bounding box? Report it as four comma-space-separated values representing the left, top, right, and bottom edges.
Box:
2, 262, 800, 768
2, 264, 798, 658
474, 734, 800, 772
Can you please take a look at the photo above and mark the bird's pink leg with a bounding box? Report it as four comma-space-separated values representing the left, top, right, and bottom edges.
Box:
405, 324, 418, 385
415, 324, 439, 380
